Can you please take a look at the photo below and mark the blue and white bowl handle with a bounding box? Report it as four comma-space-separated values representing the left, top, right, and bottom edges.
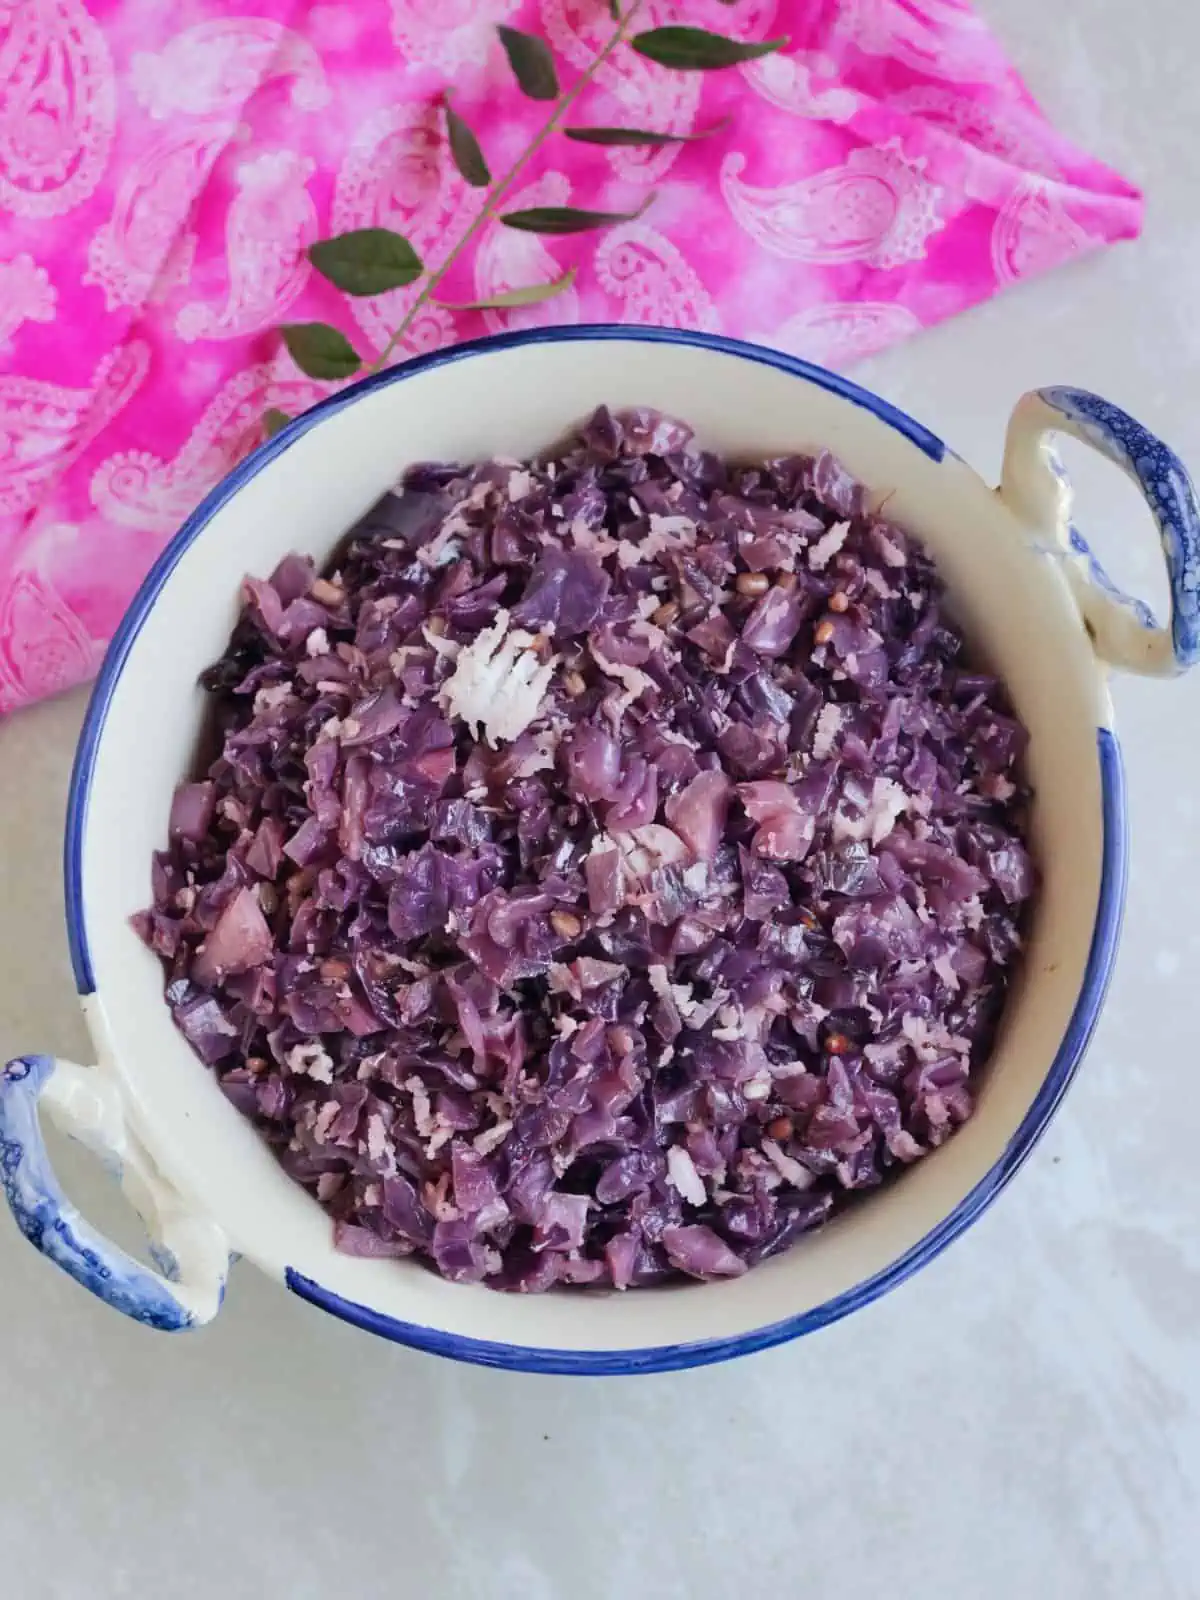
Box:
0, 1055, 228, 1329
1001, 387, 1200, 676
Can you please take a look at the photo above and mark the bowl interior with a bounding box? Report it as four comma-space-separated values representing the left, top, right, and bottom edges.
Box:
77, 333, 1113, 1359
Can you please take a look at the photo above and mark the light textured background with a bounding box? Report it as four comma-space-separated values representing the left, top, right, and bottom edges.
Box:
2, 3, 1198, 1595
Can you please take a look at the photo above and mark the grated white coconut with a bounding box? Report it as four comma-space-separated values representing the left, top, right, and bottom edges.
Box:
366, 1112, 393, 1166
875, 530, 907, 567
683, 990, 728, 1030
831, 776, 910, 845
808, 520, 849, 570
388, 644, 427, 678
422, 623, 461, 660
590, 641, 652, 713
316, 1172, 343, 1202
812, 702, 843, 761
508, 728, 560, 779
313, 1101, 340, 1145
666, 1145, 708, 1207
762, 1138, 816, 1190
286, 1040, 334, 1083
424, 1121, 455, 1158
506, 468, 534, 502
901, 1013, 971, 1061
648, 961, 695, 1016
440, 609, 557, 747
933, 951, 960, 992
253, 682, 293, 716
428, 538, 462, 569
767, 1057, 809, 1079
474, 1119, 513, 1156
405, 1075, 436, 1138
869, 777, 911, 845
644, 513, 698, 560
572, 518, 621, 559
417, 511, 470, 568
613, 823, 689, 880
355, 1051, 386, 1082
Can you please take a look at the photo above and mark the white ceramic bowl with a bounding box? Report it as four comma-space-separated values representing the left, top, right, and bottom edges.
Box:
4, 328, 1198, 1373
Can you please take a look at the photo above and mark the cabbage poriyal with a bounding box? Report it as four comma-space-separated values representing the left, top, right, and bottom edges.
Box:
136, 409, 1034, 1291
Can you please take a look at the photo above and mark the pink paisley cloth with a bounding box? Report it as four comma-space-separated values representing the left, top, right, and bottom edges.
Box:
0, 0, 1141, 714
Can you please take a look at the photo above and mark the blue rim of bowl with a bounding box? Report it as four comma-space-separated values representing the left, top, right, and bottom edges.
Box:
62, 324, 1123, 1374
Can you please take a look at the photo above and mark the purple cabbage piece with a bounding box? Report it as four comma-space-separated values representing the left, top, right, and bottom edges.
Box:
662, 1224, 747, 1279
169, 782, 216, 842
512, 549, 611, 638
137, 407, 1035, 1294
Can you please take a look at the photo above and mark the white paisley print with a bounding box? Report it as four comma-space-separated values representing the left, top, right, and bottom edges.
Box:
0, 565, 99, 712
721, 142, 945, 268
175, 151, 318, 342
769, 301, 922, 367
0, 342, 149, 518
834, 0, 996, 83
991, 180, 1095, 286
888, 86, 1063, 180
594, 224, 719, 331
389, 0, 521, 72
740, 49, 860, 124
0, 255, 56, 346
90, 362, 325, 534
129, 18, 330, 119
0, 0, 116, 217
85, 124, 233, 311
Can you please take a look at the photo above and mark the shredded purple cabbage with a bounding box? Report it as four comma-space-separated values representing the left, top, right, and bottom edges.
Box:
136, 407, 1035, 1292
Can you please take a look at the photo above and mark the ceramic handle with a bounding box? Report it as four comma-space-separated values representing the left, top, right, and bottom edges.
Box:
0, 1054, 227, 1329
1000, 387, 1200, 676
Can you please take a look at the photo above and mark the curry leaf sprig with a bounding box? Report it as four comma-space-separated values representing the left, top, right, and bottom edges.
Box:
270, 7, 784, 421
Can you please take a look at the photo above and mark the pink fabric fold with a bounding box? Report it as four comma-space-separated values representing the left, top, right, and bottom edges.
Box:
0, 0, 1141, 713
